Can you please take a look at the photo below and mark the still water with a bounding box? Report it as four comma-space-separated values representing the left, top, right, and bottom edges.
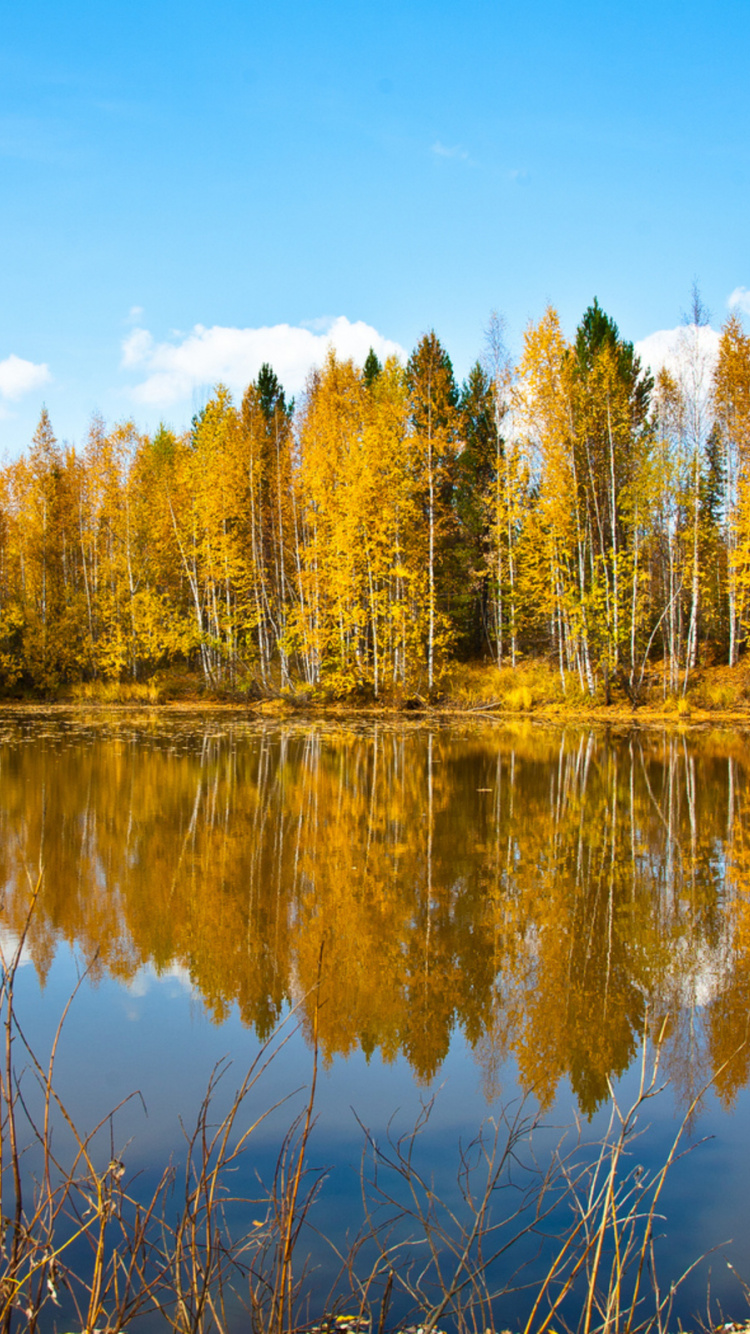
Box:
1, 711, 749, 1329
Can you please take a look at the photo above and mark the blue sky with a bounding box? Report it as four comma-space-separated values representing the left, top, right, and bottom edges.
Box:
2, 0, 748, 454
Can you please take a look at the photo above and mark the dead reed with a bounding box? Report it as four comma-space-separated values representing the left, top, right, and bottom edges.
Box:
0, 887, 741, 1334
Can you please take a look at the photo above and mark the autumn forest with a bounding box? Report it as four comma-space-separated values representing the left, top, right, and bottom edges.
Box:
2, 300, 749, 700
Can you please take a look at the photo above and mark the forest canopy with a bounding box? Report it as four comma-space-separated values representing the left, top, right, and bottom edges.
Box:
1, 300, 749, 700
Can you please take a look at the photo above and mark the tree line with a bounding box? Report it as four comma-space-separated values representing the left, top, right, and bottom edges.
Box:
2, 299, 749, 697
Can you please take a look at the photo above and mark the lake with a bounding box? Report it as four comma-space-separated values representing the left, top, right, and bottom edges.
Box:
1, 711, 749, 1332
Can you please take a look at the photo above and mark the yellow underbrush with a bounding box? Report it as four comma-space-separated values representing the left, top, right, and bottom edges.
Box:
64, 678, 163, 704
444, 657, 750, 720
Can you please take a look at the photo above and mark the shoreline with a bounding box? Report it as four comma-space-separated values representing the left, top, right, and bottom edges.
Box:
2, 653, 750, 728
1, 695, 750, 730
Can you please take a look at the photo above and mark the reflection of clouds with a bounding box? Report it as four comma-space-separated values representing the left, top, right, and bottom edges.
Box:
0, 928, 33, 968
125, 962, 195, 1002
665, 934, 734, 1009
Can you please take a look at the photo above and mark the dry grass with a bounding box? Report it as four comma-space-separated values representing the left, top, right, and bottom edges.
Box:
443, 657, 750, 721
15, 654, 750, 720
0, 883, 327, 1333
443, 660, 589, 713
346, 1016, 739, 1334
0, 885, 746, 1334
64, 678, 163, 704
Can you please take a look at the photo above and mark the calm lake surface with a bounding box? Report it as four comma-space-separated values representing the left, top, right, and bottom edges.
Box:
1, 711, 750, 1329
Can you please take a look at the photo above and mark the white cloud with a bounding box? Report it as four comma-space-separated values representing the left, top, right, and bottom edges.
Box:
121, 327, 154, 368
122, 317, 407, 406
0, 354, 50, 401
301, 315, 335, 333
728, 286, 750, 315
635, 324, 720, 385
429, 140, 469, 164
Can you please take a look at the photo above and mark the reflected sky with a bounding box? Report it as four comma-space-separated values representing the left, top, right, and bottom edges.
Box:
1, 712, 750, 1328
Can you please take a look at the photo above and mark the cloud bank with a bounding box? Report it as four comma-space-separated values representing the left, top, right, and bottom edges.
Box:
634, 324, 720, 384
0, 354, 50, 401
728, 287, 750, 315
122, 317, 407, 407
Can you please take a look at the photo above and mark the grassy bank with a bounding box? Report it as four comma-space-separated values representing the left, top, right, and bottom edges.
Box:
440, 657, 750, 723
3, 657, 750, 725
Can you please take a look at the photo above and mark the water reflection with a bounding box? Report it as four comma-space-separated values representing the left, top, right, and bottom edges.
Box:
1, 714, 748, 1115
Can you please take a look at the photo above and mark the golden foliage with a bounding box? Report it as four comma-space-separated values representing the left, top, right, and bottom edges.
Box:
1, 719, 748, 1115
